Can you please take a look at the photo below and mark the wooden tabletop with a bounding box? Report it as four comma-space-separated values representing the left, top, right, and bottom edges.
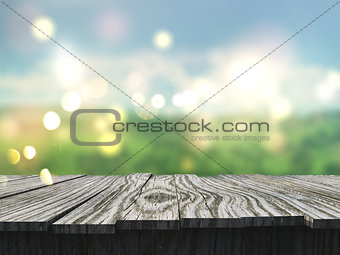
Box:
0, 174, 339, 234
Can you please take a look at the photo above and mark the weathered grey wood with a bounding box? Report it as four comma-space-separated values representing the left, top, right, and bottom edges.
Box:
0, 176, 117, 231
0, 175, 36, 182
176, 174, 305, 228
0, 175, 85, 199
53, 174, 180, 233
0, 174, 339, 233
115, 175, 180, 230
288, 175, 340, 189
269, 175, 340, 229
175, 174, 245, 228
221, 175, 340, 229
53, 173, 152, 234
248, 175, 339, 228
269, 175, 340, 203
0, 174, 339, 254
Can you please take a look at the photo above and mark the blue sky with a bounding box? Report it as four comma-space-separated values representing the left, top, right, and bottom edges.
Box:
0, 0, 340, 116
1, 0, 340, 70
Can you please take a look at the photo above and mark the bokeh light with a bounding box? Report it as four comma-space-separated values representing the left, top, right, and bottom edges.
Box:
7, 149, 20, 165
0, 116, 20, 139
31, 16, 55, 41
230, 64, 261, 88
55, 53, 83, 87
181, 157, 195, 173
194, 77, 215, 96
0, 176, 8, 187
151, 94, 165, 109
270, 98, 292, 121
55, 127, 69, 142
98, 133, 122, 156
43, 111, 61, 131
82, 79, 108, 99
126, 72, 145, 88
315, 72, 340, 102
1, 4, 340, 177
316, 85, 335, 102
182, 90, 197, 105
226, 55, 277, 106
172, 90, 197, 107
172, 93, 184, 107
93, 116, 110, 132
328, 71, 340, 86
23, 146, 37, 160
61, 91, 81, 112
111, 105, 127, 120
153, 30, 173, 50
40, 168, 53, 185
131, 92, 145, 106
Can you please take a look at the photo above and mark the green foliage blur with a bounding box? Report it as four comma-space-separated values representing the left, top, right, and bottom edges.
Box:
1, 108, 340, 176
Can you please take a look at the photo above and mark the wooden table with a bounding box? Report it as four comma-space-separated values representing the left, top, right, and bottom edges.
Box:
0, 174, 339, 254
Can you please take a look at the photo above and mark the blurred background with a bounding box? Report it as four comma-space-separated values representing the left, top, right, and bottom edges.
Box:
0, 0, 340, 176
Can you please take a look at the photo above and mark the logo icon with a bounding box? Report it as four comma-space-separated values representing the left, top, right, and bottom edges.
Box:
70, 109, 121, 146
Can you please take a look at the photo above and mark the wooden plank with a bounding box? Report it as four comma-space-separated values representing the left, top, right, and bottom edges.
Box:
0, 175, 85, 199
176, 174, 305, 228
53, 173, 152, 234
0, 176, 117, 231
116, 175, 180, 230
273, 175, 340, 211
251, 175, 339, 228
223, 175, 340, 229
0, 175, 36, 182
175, 174, 244, 228
0, 174, 338, 233
268, 175, 340, 229
289, 175, 340, 189
273, 175, 340, 201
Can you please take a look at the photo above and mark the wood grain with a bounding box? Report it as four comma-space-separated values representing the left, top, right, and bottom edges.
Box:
221, 175, 340, 229
53, 174, 181, 233
0, 176, 116, 231
176, 174, 304, 228
287, 175, 340, 189
0, 174, 338, 233
0, 175, 36, 182
53, 173, 152, 234
0, 175, 85, 199
116, 175, 180, 230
